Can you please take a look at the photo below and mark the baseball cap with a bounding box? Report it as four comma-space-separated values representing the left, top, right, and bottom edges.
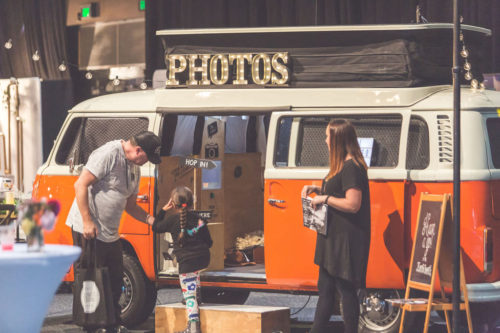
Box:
133, 131, 161, 164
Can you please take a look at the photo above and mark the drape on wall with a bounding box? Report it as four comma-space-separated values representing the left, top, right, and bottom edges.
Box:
146, 0, 499, 82
0, 0, 70, 80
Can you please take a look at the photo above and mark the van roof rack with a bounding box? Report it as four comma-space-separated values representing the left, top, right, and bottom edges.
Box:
157, 24, 491, 88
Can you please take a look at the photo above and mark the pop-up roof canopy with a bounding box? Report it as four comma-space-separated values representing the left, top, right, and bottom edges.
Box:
156, 24, 491, 88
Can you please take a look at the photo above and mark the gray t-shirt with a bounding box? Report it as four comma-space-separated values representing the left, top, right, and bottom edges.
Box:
66, 140, 140, 242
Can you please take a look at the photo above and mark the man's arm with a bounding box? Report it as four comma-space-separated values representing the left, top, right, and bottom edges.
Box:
125, 194, 155, 226
74, 169, 98, 239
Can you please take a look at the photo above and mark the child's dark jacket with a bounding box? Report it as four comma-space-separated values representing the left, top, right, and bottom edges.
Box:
153, 210, 212, 273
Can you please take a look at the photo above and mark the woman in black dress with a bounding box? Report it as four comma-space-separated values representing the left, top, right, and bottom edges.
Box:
301, 119, 371, 333
152, 186, 212, 333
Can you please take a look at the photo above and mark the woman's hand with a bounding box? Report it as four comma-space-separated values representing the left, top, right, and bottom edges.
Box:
162, 198, 175, 211
311, 195, 327, 210
301, 185, 319, 198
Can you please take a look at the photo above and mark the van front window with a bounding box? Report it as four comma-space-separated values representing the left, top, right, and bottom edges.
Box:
487, 118, 500, 168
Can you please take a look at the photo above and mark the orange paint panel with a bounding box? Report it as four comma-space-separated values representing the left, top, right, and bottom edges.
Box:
265, 179, 406, 290
408, 181, 500, 284
366, 180, 406, 288
118, 179, 151, 235
265, 179, 319, 288
34, 174, 156, 281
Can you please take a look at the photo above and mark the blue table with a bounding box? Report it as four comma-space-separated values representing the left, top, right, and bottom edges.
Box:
0, 244, 81, 333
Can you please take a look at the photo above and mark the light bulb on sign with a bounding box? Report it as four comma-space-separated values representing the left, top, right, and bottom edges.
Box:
85, 72, 93, 80
113, 76, 120, 86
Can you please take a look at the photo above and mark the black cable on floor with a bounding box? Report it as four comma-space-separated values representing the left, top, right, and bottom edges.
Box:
290, 295, 312, 316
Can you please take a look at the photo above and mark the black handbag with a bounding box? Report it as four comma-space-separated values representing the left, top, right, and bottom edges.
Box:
73, 238, 117, 328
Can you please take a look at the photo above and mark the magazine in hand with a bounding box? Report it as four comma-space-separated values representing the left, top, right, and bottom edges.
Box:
302, 197, 328, 235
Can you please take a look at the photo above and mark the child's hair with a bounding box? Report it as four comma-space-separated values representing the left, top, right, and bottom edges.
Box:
170, 186, 194, 247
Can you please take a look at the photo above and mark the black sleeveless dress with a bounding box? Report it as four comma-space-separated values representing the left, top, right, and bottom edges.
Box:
314, 159, 371, 288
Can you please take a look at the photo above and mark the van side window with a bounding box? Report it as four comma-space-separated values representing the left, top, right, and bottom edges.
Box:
487, 118, 500, 168
275, 117, 293, 167
55, 117, 149, 165
295, 115, 402, 167
406, 116, 429, 170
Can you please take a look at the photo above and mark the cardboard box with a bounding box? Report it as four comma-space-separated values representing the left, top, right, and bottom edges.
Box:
223, 153, 263, 249
253, 246, 265, 264
155, 303, 290, 333
157, 156, 201, 211
206, 223, 224, 271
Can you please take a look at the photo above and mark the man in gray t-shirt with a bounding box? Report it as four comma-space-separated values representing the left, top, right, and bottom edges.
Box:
68, 131, 160, 332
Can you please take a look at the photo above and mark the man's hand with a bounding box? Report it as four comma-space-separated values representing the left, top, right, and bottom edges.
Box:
146, 215, 155, 226
83, 220, 97, 239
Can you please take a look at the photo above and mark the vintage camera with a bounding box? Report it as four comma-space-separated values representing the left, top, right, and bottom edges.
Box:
205, 143, 219, 158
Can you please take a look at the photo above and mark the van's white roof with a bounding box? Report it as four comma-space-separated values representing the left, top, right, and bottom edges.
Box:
70, 86, 500, 113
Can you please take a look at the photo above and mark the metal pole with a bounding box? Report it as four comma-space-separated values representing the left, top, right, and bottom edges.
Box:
452, 0, 462, 331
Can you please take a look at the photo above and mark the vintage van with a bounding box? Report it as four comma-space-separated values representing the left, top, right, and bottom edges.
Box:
32, 24, 500, 332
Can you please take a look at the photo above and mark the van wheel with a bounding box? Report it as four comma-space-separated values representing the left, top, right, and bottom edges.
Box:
359, 289, 402, 333
120, 254, 157, 327
201, 288, 250, 304
358, 289, 424, 333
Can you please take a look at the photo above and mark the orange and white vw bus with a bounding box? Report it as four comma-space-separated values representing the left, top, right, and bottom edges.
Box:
32, 24, 500, 332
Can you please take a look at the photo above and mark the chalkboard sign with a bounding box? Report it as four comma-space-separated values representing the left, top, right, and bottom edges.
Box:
394, 193, 474, 333
408, 194, 447, 286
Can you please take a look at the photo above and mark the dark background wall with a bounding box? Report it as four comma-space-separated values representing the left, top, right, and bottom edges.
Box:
146, 0, 500, 82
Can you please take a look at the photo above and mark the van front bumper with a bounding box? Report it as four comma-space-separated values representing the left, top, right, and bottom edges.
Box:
466, 281, 500, 302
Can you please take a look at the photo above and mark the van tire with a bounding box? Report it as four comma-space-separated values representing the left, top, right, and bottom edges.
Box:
358, 289, 424, 333
120, 254, 157, 327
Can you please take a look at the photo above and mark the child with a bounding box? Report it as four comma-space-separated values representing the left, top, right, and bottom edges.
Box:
152, 186, 212, 333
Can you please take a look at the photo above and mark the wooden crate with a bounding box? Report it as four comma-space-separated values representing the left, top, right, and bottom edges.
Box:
155, 303, 290, 333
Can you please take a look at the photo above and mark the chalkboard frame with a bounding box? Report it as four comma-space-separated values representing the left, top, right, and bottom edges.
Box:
396, 193, 474, 333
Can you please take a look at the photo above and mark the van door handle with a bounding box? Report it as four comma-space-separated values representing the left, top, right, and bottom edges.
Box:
137, 194, 149, 203
268, 198, 285, 206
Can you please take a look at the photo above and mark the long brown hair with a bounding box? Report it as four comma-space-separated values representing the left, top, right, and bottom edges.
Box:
170, 186, 194, 247
325, 119, 368, 180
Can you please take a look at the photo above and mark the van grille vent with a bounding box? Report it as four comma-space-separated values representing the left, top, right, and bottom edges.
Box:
437, 115, 453, 163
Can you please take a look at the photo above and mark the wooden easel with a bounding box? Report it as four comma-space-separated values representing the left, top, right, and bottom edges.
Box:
396, 193, 473, 333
